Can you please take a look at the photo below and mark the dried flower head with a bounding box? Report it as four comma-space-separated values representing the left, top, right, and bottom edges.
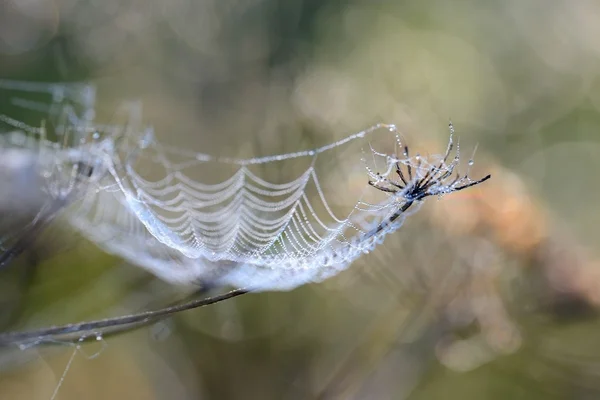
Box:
364, 122, 491, 237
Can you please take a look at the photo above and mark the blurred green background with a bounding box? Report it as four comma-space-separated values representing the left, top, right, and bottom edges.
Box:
1, 0, 600, 399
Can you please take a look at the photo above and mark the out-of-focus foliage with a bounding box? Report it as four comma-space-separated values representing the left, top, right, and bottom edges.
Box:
1, 0, 600, 399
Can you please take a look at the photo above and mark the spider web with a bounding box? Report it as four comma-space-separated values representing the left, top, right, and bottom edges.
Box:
68, 123, 423, 291
0, 81, 478, 291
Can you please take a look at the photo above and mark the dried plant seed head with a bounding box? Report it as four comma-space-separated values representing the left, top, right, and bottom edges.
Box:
367, 124, 490, 203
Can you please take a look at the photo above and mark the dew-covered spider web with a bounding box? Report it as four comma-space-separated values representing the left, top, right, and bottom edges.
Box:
0, 80, 489, 292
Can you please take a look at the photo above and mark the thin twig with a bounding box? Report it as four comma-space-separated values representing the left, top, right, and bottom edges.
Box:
0, 288, 249, 346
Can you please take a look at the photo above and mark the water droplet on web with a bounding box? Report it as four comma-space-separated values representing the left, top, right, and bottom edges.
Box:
95, 334, 102, 341
357, 131, 365, 138
92, 132, 100, 140
150, 322, 171, 341
308, 150, 315, 156
387, 124, 396, 132
139, 128, 153, 149
468, 159, 474, 166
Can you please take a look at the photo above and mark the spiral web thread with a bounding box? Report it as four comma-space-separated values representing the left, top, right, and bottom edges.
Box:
0, 81, 486, 291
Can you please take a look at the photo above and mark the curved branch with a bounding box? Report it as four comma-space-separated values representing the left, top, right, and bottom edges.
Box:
0, 288, 249, 346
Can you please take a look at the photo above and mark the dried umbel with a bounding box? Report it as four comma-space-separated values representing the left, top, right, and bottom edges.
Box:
365, 122, 490, 237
